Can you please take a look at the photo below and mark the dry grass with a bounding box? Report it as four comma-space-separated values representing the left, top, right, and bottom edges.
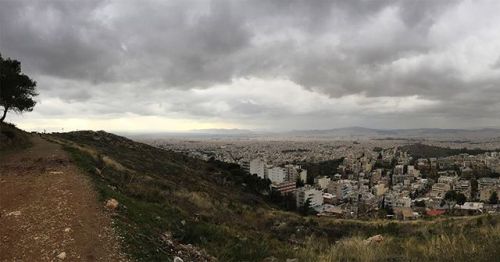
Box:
173, 190, 215, 210
47, 136, 132, 173
296, 217, 500, 262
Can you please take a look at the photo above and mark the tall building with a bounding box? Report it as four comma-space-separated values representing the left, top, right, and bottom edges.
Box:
296, 185, 324, 207
268, 166, 286, 184
284, 164, 299, 181
249, 158, 266, 179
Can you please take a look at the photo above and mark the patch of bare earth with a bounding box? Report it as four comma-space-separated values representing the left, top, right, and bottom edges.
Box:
0, 136, 128, 261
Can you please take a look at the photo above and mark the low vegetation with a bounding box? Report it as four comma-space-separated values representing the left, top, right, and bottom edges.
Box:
0, 122, 32, 153
301, 158, 344, 183
51, 131, 500, 261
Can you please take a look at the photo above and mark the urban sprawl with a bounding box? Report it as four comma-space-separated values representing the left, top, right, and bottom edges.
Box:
145, 138, 500, 219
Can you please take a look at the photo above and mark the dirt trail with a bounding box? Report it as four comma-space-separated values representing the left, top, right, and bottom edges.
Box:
0, 135, 128, 261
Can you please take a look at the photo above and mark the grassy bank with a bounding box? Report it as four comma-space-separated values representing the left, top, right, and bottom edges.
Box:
0, 122, 32, 156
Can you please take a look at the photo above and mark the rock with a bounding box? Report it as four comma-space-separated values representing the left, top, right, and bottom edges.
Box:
6, 211, 21, 216
56, 252, 66, 260
286, 259, 299, 262
64, 228, 71, 233
105, 198, 119, 210
180, 220, 186, 226
173, 257, 183, 262
163, 231, 173, 239
365, 234, 384, 244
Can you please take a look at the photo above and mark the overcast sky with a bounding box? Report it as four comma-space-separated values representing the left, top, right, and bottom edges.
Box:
1, 0, 500, 132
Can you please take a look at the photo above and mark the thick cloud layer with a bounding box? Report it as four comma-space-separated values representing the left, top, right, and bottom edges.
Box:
1, 0, 499, 131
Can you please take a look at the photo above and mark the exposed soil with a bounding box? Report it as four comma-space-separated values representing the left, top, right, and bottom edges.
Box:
0, 135, 128, 261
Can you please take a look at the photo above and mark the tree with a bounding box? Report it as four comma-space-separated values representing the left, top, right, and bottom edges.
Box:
299, 198, 312, 216
456, 192, 466, 205
441, 190, 466, 211
0, 54, 37, 123
296, 177, 305, 188
441, 190, 458, 211
306, 172, 315, 185
283, 193, 297, 211
471, 179, 479, 200
489, 191, 498, 205
414, 200, 426, 208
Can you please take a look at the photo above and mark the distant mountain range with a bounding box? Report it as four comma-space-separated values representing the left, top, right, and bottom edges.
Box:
127, 126, 500, 140
283, 127, 500, 140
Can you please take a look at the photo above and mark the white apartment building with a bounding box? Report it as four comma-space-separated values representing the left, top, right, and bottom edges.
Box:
430, 183, 451, 199
328, 180, 353, 201
249, 158, 266, 179
315, 176, 331, 189
296, 186, 324, 207
268, 166, 286, 184
438, 175, 459, 187
284, 164, 299, 181
394, 196, 412, 208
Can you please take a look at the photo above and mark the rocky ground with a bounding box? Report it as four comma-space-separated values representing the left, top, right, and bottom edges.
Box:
0, 135, 128, 261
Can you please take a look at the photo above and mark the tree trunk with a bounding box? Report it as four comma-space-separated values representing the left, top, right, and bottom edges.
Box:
0, 106, 8, 123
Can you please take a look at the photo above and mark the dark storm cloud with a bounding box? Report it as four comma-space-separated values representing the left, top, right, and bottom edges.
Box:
0, 0, 453, 88
1, 0, 500, 129
0, 0, 123, 81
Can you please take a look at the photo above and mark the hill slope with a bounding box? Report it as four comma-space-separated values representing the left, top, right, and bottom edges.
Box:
51, 130, 500, 262
51, 131, 288, 261
0, 122, 32, 152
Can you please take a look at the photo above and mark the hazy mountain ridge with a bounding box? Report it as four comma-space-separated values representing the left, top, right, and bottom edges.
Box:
129, 127, 500, 140
287, 127, 500, 138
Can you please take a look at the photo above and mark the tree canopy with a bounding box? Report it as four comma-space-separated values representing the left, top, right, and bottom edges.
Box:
0, 54, 38, 122
489, 191, 498, 205
442, 190, 466, 209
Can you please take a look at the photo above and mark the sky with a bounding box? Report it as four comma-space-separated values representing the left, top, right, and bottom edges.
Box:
1, 0, 500, 132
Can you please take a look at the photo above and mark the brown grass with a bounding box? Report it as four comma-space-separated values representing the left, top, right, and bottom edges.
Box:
47, 136, 132, 173
296, 218, 500, 262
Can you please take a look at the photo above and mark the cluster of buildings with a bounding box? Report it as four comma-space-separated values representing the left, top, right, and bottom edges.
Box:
145, 138, 403, 165
144, 136, 500, 219
248, 158, 307, 194
248, 148, 500, 220
424, 151, 500, 202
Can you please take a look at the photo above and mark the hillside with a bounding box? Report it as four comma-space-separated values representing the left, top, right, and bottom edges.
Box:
0, 122, 32, 152
49, 130, 500, 262
50, 131, 289, 261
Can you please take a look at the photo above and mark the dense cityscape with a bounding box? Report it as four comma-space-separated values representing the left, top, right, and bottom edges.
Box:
144, 136, 500, 220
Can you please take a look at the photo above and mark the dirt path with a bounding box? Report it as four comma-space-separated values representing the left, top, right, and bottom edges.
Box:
0, 135, 128, 261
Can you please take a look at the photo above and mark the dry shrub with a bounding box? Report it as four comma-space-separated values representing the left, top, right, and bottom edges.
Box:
174, 190, 214, 210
